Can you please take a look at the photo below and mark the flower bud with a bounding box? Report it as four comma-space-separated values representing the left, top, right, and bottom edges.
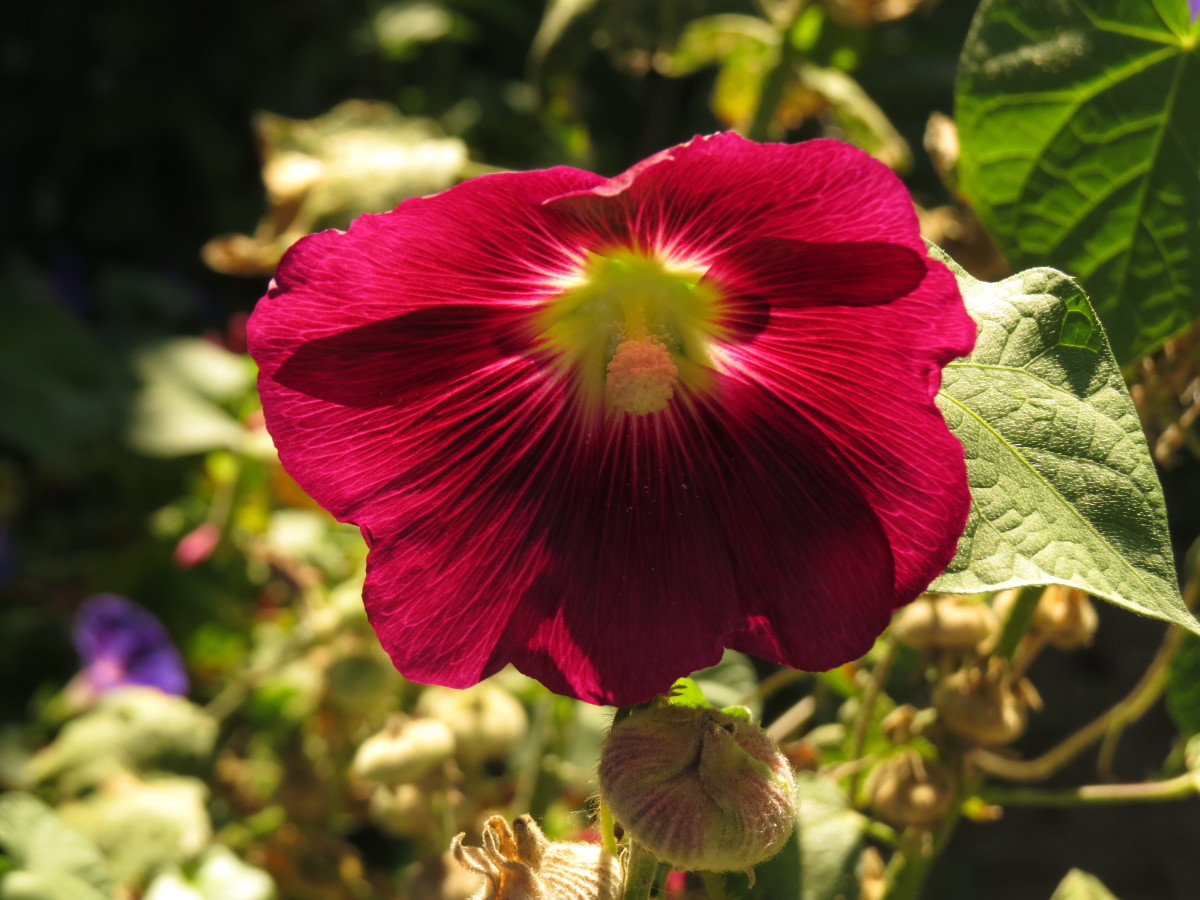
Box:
866, 750, 954, 829
452, 814, 621, 900
350, 715, 455, 784
934, 658, 1041, 746
598, 706, 797, 872
891, 594, 998, 651
416, 683, 527, 765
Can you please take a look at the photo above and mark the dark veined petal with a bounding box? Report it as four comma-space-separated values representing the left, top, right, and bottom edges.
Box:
249, 134, 975, 705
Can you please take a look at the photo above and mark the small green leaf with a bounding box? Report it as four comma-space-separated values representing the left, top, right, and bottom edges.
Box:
956, 0, 1200, 364
665, 678, 711, 709
930, 247, 1199, 636
1050, 868, 1120, 900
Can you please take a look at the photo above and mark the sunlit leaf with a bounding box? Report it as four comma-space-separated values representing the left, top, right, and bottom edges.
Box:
956, 0, 1200, 364
666, 677, 711, 709
143, 847, 277, 900
0, 793, 113, 898
203, 101, 469, 276
930, 246, 1199, 636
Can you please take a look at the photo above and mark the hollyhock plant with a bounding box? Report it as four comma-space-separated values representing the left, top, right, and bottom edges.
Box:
72, 594, 189, 697
248, 133, 976, 706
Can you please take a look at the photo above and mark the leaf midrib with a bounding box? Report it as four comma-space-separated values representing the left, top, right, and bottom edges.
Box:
936, 386, 1162, 605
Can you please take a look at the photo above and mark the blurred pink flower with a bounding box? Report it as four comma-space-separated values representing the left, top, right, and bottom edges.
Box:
174, 521, 220, 568
248, 133, 975, 705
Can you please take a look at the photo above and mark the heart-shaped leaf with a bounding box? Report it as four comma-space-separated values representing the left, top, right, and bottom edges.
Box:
931, 247, 1198, 636
956, 0, 1200, 364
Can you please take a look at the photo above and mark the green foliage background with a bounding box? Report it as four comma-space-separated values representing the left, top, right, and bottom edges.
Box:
4, 2, 1200, 900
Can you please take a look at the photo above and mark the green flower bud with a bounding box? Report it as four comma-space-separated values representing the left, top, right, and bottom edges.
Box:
598, 706, 797, 872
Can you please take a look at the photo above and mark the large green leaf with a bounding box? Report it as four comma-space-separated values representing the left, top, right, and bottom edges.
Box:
930, 247, 1198, 635
956, 0, 1200, 364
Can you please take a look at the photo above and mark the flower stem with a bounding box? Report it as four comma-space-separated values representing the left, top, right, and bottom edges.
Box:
848, 637, 897, 801
992, 585, 1042, 660
881, 774, 976, 900
979, 772, 1200, 806
971, 620, 1185, 781
621, 840, 659, 900
746, 1, 806, 142
702, 871, 733, 900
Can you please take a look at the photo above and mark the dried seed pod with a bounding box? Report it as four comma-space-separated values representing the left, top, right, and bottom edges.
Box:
351, 715, 455, 784
452, 814, 621, 900
866, 750, 955, 829
598, 706, 797, 872
417, 683, 528, 765
934, 658, 1041, 746
891, 594, 998, 651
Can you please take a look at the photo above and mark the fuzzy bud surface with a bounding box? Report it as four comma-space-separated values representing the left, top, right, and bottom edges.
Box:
598, 706, 797, 871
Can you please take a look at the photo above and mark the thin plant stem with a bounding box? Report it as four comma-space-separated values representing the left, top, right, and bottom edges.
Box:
622, 840, 659, 900
881, 773, 978, 900
765, 694, 815, 742
979, 772, 1200, 807
848, 637, 897, 801
744, 666, 807, 706
745, 1, 806, 141
702, 871, 733, 900
599, 798, 619, 858
971, 621, 1185, 781
511, 694, 556, 817
993, 585, 1042, 660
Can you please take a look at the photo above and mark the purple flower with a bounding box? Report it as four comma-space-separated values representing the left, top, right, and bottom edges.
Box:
72, 594, 188, 696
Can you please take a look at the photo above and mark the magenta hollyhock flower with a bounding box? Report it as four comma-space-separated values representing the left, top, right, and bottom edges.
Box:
73, 594, 188, 696
248, 133, 976, 706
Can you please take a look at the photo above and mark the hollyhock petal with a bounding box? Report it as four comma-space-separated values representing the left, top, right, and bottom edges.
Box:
250, 134, 976, 705
251, 167, 603, 519
547, 134, 929, 260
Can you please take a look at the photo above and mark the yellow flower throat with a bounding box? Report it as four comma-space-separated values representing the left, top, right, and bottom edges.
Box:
537, 249, 724, 415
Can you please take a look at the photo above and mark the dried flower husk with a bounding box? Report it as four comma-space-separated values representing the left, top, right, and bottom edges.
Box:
416, 683, 528, 765
934, 658, 1041, 746
598, 706, 797, 872
866, 750, 955, 829
351, 715, 455, 784
891, 594, 998, 651
452, 814, 621, 900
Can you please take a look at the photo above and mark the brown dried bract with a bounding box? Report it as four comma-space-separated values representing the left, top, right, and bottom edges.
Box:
451, 815, 622, 900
